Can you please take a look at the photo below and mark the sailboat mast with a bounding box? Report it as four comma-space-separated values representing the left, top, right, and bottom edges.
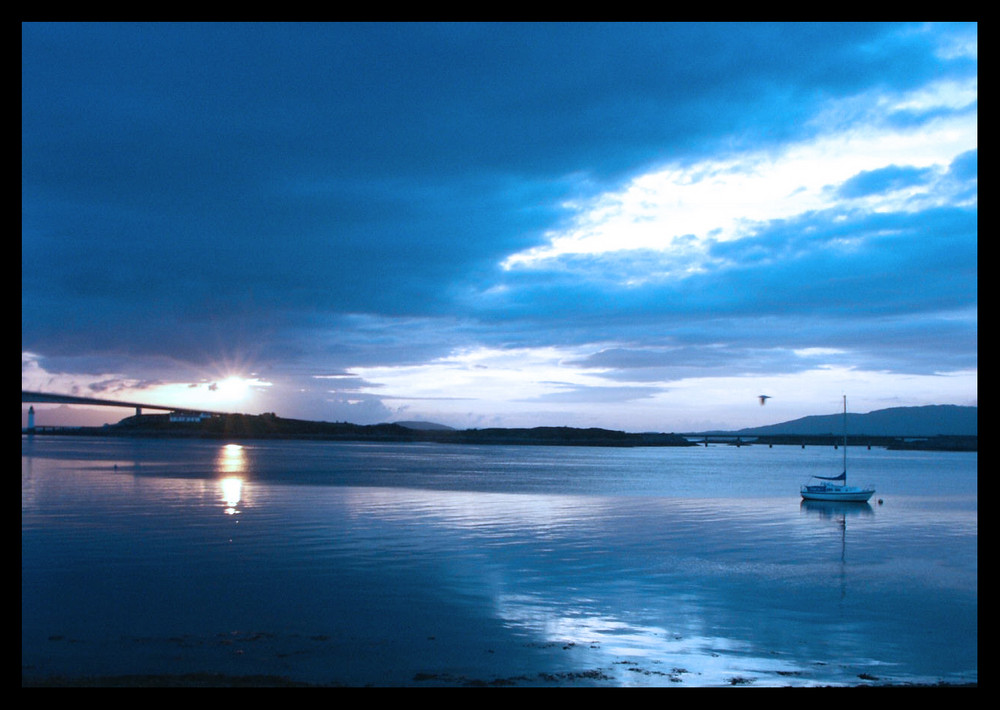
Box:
842, 395, 848, 481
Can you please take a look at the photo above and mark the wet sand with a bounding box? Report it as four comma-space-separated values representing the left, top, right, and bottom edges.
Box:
21, 671, 977, 688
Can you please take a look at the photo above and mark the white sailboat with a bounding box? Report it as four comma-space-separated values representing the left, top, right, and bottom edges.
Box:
801, 396, 875, 503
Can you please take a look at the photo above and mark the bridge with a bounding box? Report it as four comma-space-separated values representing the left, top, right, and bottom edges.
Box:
22, 390, 230, 429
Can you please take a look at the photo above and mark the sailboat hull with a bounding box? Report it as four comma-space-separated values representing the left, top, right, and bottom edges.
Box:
801, 485, 875, 502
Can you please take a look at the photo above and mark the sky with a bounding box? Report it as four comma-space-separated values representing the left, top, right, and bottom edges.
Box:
22, 22, 977, 432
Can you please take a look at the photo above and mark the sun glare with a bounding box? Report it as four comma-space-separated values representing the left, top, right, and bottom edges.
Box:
214, 376, 251, 400
140, 374, 271, 413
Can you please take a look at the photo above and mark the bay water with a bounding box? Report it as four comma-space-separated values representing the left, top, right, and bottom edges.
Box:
22, 435, 977, 686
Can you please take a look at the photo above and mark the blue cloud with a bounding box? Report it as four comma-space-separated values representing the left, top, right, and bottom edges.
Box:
836, 165, 937, 199
949, 149, 977, 181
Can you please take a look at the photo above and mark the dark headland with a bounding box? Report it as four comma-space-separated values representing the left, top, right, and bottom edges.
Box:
26, 411, 698, 447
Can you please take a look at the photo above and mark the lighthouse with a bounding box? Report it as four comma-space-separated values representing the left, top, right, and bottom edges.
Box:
28, 405, 35, 431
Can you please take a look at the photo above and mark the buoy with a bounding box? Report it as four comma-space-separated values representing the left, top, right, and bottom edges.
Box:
878, 499, 883, 505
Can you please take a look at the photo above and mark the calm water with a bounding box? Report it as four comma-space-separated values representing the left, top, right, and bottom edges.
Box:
22, 436, 977, 687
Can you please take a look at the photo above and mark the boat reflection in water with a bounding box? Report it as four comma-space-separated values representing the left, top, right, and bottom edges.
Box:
800, 499, 874, 602
800, 499, 875, 520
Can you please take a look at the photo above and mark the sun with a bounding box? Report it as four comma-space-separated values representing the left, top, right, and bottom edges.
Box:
212, 375, 252, 401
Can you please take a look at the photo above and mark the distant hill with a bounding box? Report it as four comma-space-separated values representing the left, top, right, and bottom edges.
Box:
735, 404, 977, 437
393, 420, 456, 431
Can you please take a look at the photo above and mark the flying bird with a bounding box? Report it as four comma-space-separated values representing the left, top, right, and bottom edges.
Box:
758, 395, 772, 406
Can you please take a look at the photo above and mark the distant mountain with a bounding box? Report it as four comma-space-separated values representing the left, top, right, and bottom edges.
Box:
735, 404, 977, 437
393, 420, 456, 431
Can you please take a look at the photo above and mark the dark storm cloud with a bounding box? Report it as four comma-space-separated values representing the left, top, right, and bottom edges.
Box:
22, 22, 977, 427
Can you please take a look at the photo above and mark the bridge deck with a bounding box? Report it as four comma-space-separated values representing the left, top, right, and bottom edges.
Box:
22, 390, 228, 415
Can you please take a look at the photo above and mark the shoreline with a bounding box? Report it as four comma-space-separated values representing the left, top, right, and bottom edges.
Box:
20, 426, 977, 452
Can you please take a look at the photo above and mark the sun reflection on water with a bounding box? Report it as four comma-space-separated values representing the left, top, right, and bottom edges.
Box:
220, 476, 243, 515
217, 443, 246, 474
216, 444, 246, 515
